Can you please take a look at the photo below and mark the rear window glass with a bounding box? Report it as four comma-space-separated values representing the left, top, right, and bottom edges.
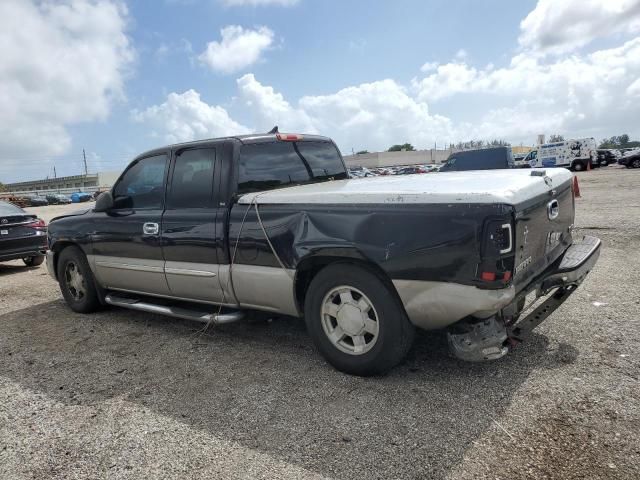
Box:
442, 149, 509, 171
238, 141, 347, 194
0, 201, 24, 215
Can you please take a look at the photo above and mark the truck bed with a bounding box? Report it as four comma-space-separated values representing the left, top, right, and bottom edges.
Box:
238, 168, 574, 206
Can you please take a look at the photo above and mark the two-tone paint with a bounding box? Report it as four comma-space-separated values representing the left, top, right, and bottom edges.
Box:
47, 134, 578, 331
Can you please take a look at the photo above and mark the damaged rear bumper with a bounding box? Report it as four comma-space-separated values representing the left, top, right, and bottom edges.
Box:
447, 235, 601, 361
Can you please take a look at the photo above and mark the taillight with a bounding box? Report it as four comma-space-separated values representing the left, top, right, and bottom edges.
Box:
483, 220, 513, 256
479, 217, 515, 286
27, 218, 47, 230
276, 133, 304, 141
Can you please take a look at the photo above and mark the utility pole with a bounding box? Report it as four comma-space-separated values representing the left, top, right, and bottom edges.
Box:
53, 166, 57, 179
82, 149, 88, 176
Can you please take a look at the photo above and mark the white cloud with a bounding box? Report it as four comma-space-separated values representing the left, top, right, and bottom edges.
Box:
221, 0, 298, 6
236, 73, 316, 133
198, 26, 274, 74
420, 61, 439, 72
135, 0, 640, 154
519, 0, 640, 54
455, 49, 468, 60
132, 89, 250, 143
412, 37, 640, 142
235, 75, 455, 151
0, 0, 133, 160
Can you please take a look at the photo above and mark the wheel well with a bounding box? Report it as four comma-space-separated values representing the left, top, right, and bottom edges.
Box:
49, 241, 78, 279
294, 256, 402, 313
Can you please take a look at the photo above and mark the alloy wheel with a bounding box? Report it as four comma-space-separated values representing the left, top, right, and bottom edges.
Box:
65, 261, 86, 301
320, 286, 379, 355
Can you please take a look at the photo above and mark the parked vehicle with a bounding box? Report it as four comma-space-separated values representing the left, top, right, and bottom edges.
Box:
0, 201, 47, 266
439, 146, 515, 172
524, 138, 596, 171
396, 166, 425, 175
45, 193, 72, 205
617, 149, 640, 168
22, 194, 49, 207
70, 192, 93, 203
46, 131, 600, 375
513, 152, 531, 168
595, 149, 616, 167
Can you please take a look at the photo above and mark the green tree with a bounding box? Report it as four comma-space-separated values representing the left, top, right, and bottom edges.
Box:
356, 150, 369, 154
598, 134, 640, 149
455, 139, 509, 150
0, 182, 6, 192
388, 143, 415, 152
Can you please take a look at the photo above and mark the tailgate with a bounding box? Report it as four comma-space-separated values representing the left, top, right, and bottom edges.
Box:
512, 178, 574, 291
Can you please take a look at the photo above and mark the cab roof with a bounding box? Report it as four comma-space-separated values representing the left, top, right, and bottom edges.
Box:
133, 133, 334, 162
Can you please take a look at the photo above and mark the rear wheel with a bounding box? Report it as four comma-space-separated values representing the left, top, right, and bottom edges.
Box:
23, 255, 44, 267
57, 246, 101, 313
572, 161, 585, 172
632, 158, 640, 169
304, 264, 415, 376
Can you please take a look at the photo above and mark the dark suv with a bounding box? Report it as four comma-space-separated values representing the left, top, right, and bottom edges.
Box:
440, 147, 515, 172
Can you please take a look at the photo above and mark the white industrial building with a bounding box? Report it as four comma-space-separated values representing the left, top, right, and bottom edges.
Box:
4, 171, 121, 194
343, 149, 454, 168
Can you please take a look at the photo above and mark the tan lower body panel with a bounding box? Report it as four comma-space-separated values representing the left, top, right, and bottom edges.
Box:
230, 264, 299, 317
392, 279, 515, 330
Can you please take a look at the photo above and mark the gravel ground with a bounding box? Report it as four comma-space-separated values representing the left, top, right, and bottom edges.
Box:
1, 168, 638, 479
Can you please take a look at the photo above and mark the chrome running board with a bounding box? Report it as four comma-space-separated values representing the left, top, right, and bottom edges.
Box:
105, 294, 244, 325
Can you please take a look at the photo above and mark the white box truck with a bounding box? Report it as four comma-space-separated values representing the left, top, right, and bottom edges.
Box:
524, 138, 596, 171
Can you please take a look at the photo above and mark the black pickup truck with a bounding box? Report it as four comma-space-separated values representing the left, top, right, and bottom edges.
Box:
46, 132, 600, 375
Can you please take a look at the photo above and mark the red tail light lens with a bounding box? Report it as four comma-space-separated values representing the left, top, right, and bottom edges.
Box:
276, 133, 303, 141
27, 218, 47, 229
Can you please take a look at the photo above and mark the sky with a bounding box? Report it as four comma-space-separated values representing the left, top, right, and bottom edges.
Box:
1, 0, 640, 182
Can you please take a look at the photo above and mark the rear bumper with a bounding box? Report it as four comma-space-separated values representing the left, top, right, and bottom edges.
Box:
0, 236, 47, 263
447, 235, 600, 361
0, 248, 47, 262
512, 235, 600, 305
505, 235, 600, 337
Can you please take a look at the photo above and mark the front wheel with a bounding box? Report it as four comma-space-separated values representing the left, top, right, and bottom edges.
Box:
304, 264, 415, 376
632, 158, 640, 169
57, 246, 102, 313
23, 255, 45, 267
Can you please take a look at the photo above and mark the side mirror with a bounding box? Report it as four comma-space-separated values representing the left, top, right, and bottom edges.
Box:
94, 192, 114, 212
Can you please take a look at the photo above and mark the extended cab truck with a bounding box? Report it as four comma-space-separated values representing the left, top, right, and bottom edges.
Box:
46, 132, 601, 376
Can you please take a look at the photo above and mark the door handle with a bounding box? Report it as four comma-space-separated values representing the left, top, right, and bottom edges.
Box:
143, 222, 159, 235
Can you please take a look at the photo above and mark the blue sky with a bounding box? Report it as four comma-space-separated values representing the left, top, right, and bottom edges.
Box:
1, 0, 640, 182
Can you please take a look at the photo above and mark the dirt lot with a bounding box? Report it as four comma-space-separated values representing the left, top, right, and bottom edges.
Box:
1, 168, 639, 479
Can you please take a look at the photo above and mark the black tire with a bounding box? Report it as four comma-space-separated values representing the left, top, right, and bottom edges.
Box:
572, 161, 585, 172
23, 255, 45, 267
632, 158, 640, 169
304, 263, 415, 376
57, 246, 102, 313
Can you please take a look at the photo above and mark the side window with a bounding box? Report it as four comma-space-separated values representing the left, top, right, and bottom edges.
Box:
113, 154, 167, 209
167, 148, 215, 209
